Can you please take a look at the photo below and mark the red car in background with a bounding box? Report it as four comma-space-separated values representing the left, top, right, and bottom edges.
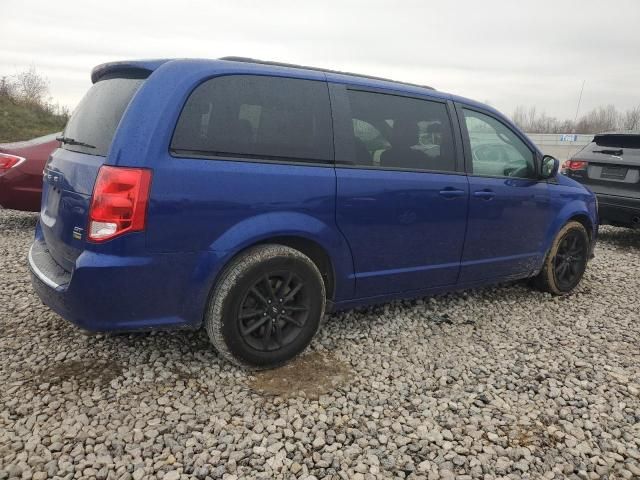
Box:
0, 133, 60, 212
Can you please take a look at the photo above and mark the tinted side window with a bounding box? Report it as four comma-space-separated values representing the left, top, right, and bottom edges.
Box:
345, 90, 456, 172
463, 109, 536, 179
171, 75, 332, 162
63, 76, 145, 156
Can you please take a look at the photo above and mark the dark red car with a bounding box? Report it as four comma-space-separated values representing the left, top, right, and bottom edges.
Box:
0, 133, 60, 212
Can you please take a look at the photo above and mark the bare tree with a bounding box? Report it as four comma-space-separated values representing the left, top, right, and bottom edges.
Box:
512, 106, 527, 130
622, 106, 640, 131
511, 103, 640, 134
512, 106, 569, 134
14, 66, 49, 106
575, 105, 620, 133
46, 101, 71, 120
0, 76, 16, 98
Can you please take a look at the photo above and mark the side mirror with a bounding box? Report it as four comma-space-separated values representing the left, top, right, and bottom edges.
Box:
540, 155, 560, 179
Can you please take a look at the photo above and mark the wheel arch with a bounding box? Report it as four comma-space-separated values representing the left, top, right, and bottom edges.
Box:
567, 213, 594, 242
200, 235, 338, 328
539, 202, 596, 275
251, 235, 336, 303
202, 212, 354, 310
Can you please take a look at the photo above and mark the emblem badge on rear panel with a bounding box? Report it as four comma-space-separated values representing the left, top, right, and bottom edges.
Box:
73, 226, 83, 240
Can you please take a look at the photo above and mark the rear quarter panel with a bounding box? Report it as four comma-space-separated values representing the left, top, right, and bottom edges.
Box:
17, 139, 60, 176
0, 139, 59, 212
145, 155, 354, 296
116, 61, 355, 303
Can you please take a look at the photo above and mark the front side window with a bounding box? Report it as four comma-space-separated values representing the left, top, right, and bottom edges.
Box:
171, 75, 332, 162
345, 90, 456, 172
463, 109, 536, 179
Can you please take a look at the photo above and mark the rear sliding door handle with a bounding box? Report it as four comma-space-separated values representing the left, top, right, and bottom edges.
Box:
439, 187, 466, 199
473, 189, 496, 200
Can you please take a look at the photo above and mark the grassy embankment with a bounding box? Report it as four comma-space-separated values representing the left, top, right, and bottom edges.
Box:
0, 96, 66, 143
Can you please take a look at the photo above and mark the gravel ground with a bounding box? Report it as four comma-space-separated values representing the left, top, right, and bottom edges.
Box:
1, 208, 639, 480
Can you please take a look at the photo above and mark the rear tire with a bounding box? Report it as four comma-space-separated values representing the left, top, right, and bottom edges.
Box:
205, 244, 325, 369
533, 221, 589, 295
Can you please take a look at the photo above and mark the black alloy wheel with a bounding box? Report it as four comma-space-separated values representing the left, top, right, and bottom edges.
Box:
238, 272, 310, 352
553, 230, 588, 290
205, 244, 325, 368
532, 220, 590, 295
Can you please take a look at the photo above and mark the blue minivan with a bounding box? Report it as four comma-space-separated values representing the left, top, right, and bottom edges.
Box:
30, 57, 598, 367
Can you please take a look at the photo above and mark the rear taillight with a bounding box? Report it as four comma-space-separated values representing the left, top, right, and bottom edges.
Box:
563, 160, 588, 171
0, 153, 26, 171
88, 166, 152, 242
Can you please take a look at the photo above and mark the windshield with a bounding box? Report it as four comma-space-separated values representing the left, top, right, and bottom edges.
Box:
62, 75, 146, 156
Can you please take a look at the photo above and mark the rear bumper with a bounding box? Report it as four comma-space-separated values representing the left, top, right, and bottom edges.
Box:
596, 193, 640, 228
29, 234, 219, 332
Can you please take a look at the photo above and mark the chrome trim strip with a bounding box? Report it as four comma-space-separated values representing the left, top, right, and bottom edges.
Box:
28, 243, 62, 289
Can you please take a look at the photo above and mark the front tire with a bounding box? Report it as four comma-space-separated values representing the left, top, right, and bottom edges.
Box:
533, 221, 590, 295
205, 244, 325, 369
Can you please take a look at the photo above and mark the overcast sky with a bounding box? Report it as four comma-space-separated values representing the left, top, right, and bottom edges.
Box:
2, 0, 640, 119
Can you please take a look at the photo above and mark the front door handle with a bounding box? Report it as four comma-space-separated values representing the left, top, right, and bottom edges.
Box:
439, 187, 466, 199
473, 189, 496, 200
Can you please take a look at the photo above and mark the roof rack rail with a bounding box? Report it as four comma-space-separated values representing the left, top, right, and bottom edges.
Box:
219, 56, 435, 91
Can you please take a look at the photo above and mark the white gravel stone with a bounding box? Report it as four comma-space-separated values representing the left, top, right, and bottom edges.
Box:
163, 471, 180, 480
1, 209, 639, 479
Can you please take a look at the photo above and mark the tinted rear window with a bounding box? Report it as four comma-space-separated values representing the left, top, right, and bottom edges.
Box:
171, 75, 332, 163
344, 89, 456, 172
62, 76, 145, 156
594, 134, 640, 149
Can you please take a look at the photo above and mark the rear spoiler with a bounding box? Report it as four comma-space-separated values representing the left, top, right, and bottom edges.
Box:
90, 59, 170, 83
593, 133, 640, 149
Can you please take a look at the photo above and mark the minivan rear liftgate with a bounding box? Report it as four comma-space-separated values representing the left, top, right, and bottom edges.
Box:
28, 72, 176, 327
34, 74, 148, 273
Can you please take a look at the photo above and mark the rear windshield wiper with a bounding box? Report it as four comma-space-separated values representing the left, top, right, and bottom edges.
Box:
593, 148, 623, 156
56, 135, 96, 149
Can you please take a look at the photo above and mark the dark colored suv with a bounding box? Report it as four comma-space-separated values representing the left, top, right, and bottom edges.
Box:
563, 132, 640, 228
30, 57, 598, 368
